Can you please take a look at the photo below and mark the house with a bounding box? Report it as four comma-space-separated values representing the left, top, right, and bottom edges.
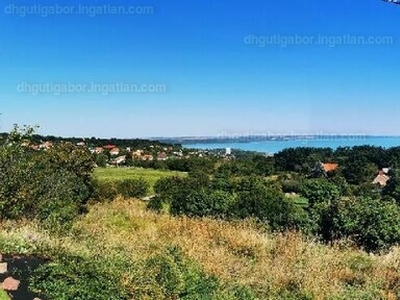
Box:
173, 151, 183, 157
141, 154, 154, 161
311, 162, 338, 178
110, 147, 120, 156
76, 141, 85, 147
157, 152, 168, 161
111, 155, 126, 166
373, 170, 390, 187
322, 163, 339, 173
38, 141, 53, 150
132, 149, 144, 158
103, 144, 117, 150
93, 147, 104, 154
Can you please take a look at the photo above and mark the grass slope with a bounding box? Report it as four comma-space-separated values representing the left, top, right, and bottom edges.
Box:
2, 199, 400, 299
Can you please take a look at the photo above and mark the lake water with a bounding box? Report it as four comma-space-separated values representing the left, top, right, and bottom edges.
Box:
183, 137, 400, 154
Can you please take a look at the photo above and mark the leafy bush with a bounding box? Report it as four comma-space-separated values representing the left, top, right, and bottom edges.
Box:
235, 177, 301, 230
300, 179, 340, 207
281, 180, 302, 194
339, 197, 400, 252
131, 246, 221, 299
35, 169, 89, 230
170, 189, 210, 217
147, 195, 165, 212
92, 180, 119, 201
117, 178, 149, 198
154, 174, 307, 231
30, 255, 128, 300
0, 125, 94, 229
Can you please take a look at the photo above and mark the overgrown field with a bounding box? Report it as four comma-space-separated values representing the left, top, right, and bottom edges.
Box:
2, 199, 400, 299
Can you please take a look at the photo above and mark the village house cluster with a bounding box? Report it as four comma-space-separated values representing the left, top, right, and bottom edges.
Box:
21, 139, 232, 167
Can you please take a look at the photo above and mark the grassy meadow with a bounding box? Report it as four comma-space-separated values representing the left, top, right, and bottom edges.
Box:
0, 290, 9, 300
93, 167, 187, 194
1, 198, 400, 299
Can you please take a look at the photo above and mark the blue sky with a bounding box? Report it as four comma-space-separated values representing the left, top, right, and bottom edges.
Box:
0, 0, 399, 138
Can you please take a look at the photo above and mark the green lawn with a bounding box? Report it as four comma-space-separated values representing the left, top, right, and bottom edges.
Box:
93, 167, 187, 194
0, 290, 10, 300
292, 196, 309, 207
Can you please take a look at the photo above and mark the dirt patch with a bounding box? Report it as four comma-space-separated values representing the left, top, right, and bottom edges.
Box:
0, 255, 48, 300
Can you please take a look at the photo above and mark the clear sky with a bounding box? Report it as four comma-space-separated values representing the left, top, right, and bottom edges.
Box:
0, 0, 399, 138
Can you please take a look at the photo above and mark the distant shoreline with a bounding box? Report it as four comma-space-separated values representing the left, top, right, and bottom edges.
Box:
179, 136, 400, 154
156, 135, 400, 145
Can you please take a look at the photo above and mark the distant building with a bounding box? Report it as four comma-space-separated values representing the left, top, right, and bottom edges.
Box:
157, 152, 168, 161
111, 155, 126, 166
373, 170, 390, 187
110, 147, 120, 156
38, 141, 53, 150
142, 154, 154, 161
93, 147, 104, 154
103, 144, 117, 150
225, 147, 232, 155
132, 149, 144, 158
311, 162, 339, 178
322, 163, 339, 173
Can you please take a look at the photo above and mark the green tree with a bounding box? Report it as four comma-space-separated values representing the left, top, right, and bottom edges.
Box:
94, 153, 108, 167
339, 197, 400, 252
235, 176, 301, 230
300, 179, 341, 241
0, 125, 95, 229
382, 169, 400, 204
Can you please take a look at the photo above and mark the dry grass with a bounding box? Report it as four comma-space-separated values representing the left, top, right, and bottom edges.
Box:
1, 199, 400, 299
74, 198, 400, 299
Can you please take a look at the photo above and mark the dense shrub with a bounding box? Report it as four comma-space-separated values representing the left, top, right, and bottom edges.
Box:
147, 195, 165, 212
35, 169, 90, 230
153, 174, 306, 232
117, 178, 149, 198
235, 177, 303, 230
300, 179, 340, 207
281, 180, 302, 194
93, 178, 149, 201
0, 126, 94, 229
132, 245, 252, 300
170, 190, 210, 217
92, 180, 119, 201
338, 197, 400, 252
382, 169, 400, 204
30, 255, 128, 300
